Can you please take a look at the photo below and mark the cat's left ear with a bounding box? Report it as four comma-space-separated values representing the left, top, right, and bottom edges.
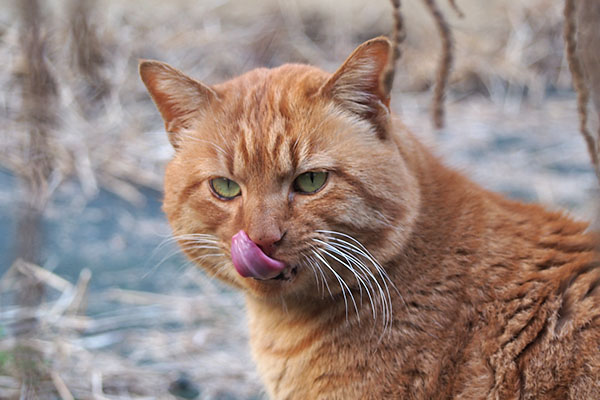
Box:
139, 60, 218, 149
320, 37, 393, 138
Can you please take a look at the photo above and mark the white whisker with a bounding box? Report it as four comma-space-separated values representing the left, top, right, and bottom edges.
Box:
301, 255, 323, 296
147, 232, 223, 278
318, 230, 397, 292
315, 242, 376, 321
312, 247, 359, 322
319, 238, 392, 328
314, 230, 403, 335
308, 253, 333, 299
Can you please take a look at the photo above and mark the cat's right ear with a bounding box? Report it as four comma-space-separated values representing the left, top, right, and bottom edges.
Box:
139, 60, 218, 149
319, 37, 393, 138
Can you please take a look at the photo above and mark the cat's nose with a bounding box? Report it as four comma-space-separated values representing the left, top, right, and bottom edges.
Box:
250, 230, 285, 257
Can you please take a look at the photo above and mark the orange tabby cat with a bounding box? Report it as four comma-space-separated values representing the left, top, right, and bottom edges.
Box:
140, 35, 600, 398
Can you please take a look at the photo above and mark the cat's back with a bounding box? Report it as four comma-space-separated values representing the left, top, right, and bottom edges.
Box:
386, 140, 600, 398
451, 191, 600, 399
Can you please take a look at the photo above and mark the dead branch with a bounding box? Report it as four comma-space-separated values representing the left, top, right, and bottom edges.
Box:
564, 0, 600, 184
422, 0, 454, 129
383, 0, 405, 96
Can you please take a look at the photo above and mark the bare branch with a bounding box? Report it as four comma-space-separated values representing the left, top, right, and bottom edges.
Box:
422, 0, 454, 129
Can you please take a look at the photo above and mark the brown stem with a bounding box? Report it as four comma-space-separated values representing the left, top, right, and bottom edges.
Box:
422, 0, 454, 130
564, 0, 600, 184
382, 0, 405, 97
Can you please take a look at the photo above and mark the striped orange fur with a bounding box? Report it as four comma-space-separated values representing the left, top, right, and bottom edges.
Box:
140, 36, 600, 398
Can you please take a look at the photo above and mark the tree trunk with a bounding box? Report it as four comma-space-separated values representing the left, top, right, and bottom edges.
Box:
14, 0, 57, 395
574, 0, 600, 235
576, 0, 600, 128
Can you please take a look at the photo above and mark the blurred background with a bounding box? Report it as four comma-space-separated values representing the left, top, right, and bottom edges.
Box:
0, 0, 598, 398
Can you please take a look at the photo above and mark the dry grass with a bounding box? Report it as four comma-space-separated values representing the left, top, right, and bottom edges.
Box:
0, 0, 570, 205
1, 260, 264, 399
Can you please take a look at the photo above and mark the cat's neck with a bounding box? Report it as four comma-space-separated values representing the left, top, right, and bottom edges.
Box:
390, 128, 488, 284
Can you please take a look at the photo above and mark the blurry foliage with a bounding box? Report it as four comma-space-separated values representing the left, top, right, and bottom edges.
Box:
0, 0, 572, 209
0, 261, 261, 399
0, 348, 13, 372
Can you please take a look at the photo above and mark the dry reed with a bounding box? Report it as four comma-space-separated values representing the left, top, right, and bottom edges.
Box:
0, 260, 263, 399
382, 0, 404, 97
0, 0, 577, 202
421, 0, 454, 129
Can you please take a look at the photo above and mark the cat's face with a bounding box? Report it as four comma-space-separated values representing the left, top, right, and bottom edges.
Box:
141, 38, 420, 300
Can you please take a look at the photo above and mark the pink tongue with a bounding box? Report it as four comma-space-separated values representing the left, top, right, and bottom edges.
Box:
231, 230, 286, 280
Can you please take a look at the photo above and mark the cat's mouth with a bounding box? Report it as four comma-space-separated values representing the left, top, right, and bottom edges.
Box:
231, 230, 295, 281
264, 265, 298, 281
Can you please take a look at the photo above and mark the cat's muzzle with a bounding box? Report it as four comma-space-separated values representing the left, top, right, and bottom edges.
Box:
231, 230, 289, 280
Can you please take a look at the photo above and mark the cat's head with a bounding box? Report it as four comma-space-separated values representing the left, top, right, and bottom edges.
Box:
140, 38, 420, 301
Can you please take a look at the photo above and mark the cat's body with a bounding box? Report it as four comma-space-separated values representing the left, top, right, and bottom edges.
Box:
246, 127, 600, 399
140, 36, 600, 399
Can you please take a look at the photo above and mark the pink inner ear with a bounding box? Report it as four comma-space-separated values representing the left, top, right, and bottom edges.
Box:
230, 230, 286, 280
139, 60, 217, 148
321, 37, 392, 111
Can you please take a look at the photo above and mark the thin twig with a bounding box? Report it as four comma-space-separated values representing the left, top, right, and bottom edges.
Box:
15, 260, 73, 292
448, 0, 464, 18
51, 371, 75, 400
382, 0, 405, 96
423, 0, 454, 129
564, 0, 600, 183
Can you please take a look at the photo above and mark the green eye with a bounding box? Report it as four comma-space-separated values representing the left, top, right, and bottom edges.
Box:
210, 177, 241, 200
294, 171, 328, 194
